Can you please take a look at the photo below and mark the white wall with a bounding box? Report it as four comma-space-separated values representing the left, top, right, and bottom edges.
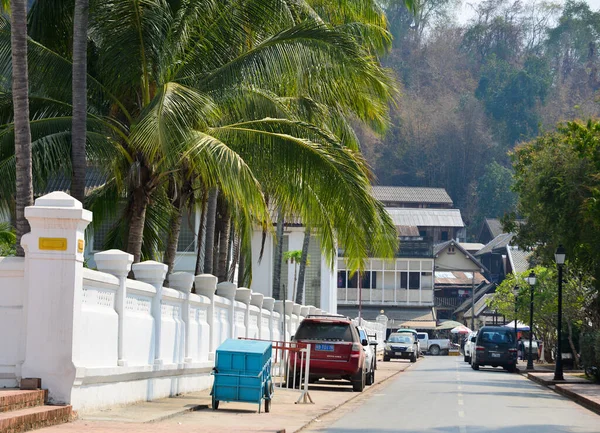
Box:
1, 191, 383, 413
0, 257, 25, 388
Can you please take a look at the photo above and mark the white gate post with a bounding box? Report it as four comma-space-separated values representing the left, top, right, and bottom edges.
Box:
20, 192, 92, 404
195, 274, 217, 356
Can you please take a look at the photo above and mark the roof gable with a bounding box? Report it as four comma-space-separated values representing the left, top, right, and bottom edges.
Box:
434, 240, 489, 273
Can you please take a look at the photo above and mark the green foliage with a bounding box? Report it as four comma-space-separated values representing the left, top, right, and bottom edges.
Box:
580, 331, 600, 381
511, 120, 600, 295
474, 161, 517, 222
0, 221, 15, 256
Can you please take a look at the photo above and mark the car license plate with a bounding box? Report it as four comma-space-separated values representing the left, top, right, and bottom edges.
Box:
315, 344, 334, 351
491, 353, 501, 358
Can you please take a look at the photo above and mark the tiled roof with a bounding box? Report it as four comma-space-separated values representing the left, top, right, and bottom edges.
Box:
506, 247, 533, 274
372, 186, 453, 205
459, 243, 485, 253
464, 293, 495, 318
474, 233, 514, 256
386, 208, 465, 228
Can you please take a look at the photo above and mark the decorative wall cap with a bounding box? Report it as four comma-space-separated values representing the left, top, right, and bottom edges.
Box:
169, 272, 194, 293
292, 304, 302, 315
195, 274, 217, 297
250, 293, 264, 308
235, 287, 252, 304
308, 306, 318, 316
284, 300, 294, 315
35, 191, 83, 209
262, 297, 275, 311
273, 300, 284, 314
300, 306, 310, 317
132, 261, 168, 285
94, 249, 133, 277
216, 282, 237, 299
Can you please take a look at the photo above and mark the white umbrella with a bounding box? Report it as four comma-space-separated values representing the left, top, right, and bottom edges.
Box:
451, 325, 472, 334
503, 321, 530, 331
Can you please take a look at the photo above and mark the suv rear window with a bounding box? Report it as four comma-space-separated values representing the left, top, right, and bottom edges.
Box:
480, 330, 515, 344
295, 322, 353, 342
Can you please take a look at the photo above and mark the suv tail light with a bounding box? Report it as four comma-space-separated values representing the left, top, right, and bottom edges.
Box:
509, 348, 518, 353
351, 342, 362, 353
476, 346, 485, 351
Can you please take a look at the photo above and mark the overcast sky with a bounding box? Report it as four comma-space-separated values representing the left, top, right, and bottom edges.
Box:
456, 0, 600, 23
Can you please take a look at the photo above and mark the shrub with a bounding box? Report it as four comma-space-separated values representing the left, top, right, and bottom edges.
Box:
581, 331, 600, 382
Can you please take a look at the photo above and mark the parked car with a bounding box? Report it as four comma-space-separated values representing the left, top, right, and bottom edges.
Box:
416, 332, 451, 356
383, 333, 418, 362
357, 326, 377, 385
290, 315, 368, 392
471, 326, 517, 372
464, 331, 477, 363
395, 329, 421, 355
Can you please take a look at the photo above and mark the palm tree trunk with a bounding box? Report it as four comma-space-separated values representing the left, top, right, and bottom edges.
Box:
70, 0, 89, 203
194, 188, 207, 276
127, 186, 149, 263
163, 202, 183, 279
203, 187, 218, 274
296, 226, 311, 304
237, 248, 246, 287
11, 0, 33, 257
272, 210, 284, 300
216, 204, 230, 283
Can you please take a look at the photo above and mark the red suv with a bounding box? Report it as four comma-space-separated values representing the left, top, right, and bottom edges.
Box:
289, 315, 368, 392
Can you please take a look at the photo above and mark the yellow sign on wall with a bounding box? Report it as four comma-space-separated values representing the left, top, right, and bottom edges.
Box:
39, 237, 67, 251
77, 239, 84, 253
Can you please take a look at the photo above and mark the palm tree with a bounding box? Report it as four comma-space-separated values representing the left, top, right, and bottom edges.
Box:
70, 0, 88, 203
0, 0, 402, 273
10, 0, 33, 257
296, 226, 311, 304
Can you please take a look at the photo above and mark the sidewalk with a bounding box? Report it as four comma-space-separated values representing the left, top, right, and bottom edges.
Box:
38, 359, 413, 433
517, 360, 600, 415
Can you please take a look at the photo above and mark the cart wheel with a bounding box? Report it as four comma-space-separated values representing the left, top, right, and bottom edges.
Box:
265, 398, 271, 413
212, 394, 219, 410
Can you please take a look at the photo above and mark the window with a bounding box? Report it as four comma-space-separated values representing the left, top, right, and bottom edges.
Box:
441, 231, 449, 241
448, 246, 456, 254
295, 322, 352, 342
400, 272, 408, 289
409, 272, 420, 289
341, 271, 375, 289
177, 210, 196, 252
419, 230, 427, 237
337, 271, 347, 289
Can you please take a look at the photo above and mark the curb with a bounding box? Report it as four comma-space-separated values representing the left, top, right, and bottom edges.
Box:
144, 402, 210, 424
295, 361, 415, 432
519, 370, 600, 416
555, 385, 600, 416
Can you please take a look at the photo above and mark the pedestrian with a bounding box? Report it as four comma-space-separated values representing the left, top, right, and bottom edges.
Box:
518, 338, 524, 361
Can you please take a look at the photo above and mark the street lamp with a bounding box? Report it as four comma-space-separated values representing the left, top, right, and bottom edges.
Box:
525, 271, 536, 370
554, 245, 566, 381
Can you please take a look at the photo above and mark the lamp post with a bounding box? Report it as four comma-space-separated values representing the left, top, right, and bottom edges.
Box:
525, 271, 536, 370
554, 245, 566, 381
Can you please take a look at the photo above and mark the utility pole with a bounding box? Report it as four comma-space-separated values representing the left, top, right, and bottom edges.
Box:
471, 274, 475, 331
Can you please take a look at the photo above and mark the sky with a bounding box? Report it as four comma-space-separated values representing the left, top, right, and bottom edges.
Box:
456, 0, 600, 24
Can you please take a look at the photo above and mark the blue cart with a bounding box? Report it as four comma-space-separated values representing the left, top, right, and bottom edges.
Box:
211, 339, 274, 413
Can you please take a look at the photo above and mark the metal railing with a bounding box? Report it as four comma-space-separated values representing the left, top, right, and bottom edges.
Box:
238, 337, 314, 404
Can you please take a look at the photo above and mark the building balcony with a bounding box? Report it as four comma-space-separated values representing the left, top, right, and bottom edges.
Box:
337, 287, 434, 307
396, 237, 434, 258
434, 296, 463, 309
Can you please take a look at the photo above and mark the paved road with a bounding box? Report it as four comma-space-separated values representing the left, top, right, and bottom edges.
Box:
314, 356, 600, 433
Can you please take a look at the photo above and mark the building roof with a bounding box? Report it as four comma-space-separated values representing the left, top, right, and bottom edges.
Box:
506, 246, 533, 275
386, 208, 465, 228
484, 218, 504, 239
434, 271, 488, 286
474, 233, 514, 256
463, 293, 495, 318
459, 243, 485, 253
372, 186, 453, 205
397, 225, 420, 237
336, 306, 437, 328
454, 282, 496, 313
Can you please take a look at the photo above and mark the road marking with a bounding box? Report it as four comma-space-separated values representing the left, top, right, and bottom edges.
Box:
458, 411, 465, 418
458, 399, 464, 406
458, 385, 463, 390
458, 393, 463, 398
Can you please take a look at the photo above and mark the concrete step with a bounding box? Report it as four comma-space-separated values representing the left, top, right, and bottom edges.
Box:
0, 405, 71, 433
0, 391, 46, 413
